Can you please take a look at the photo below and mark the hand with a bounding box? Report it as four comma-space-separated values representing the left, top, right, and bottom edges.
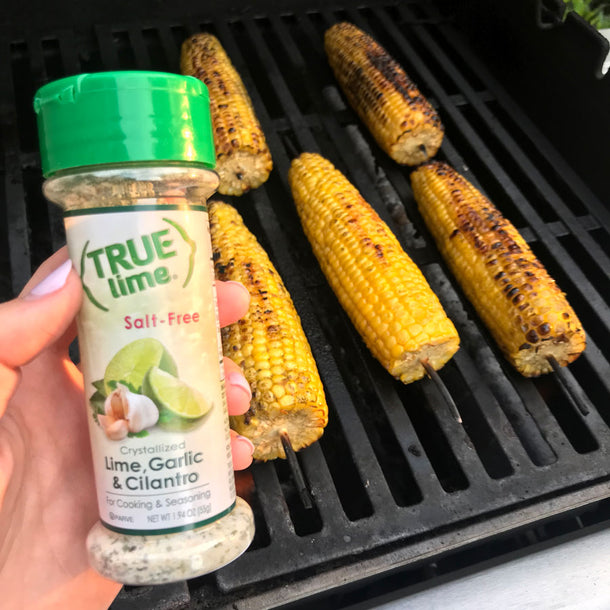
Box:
0, 247, 254, 609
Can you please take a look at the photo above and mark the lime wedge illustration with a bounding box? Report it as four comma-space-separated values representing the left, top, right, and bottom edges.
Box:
103, 338, 178, 396
142, 366, 212, 431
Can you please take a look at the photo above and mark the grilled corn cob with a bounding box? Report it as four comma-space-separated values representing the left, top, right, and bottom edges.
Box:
324, 22, 443, 165
288, 152, 459, 384
209, 200, 328, 461
410, 161, 586, 376
181, 33, 273, 196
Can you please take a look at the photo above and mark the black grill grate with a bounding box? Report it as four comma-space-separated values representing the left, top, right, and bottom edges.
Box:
2, 1, 610, 608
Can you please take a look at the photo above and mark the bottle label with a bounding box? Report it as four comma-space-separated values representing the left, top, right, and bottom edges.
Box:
64, 204, 235, 535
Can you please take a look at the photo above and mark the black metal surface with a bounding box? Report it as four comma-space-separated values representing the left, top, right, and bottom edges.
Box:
111, 582, 191, 610
2, 1, 610, 608
448, 0, 610, 205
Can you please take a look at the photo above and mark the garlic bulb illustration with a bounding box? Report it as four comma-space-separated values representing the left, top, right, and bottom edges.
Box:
98, 384, 160, 440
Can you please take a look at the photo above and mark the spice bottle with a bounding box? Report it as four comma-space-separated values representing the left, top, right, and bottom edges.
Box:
33, 71, 255, 585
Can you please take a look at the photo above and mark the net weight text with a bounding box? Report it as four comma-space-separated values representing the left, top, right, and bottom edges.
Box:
147, 504, 212, 523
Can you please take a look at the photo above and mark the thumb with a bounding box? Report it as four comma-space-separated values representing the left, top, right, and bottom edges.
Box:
0, 248, 82, 413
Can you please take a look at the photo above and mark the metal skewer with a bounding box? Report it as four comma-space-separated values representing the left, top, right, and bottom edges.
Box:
280, 431, 313, 509
547, 355, 591, 416
282, 134, 300, 160
420, 358, 463, 424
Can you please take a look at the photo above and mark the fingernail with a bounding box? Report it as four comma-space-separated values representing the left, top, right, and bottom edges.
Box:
235, 435, 255, 456
28, 259, 73, 298
228, 372, 252, 400
226, 280, 250, 300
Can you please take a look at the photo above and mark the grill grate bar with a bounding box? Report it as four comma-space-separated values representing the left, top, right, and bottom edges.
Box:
318, 357, 400, 511
449, 350, 529, 473
242, 18, 319, 152
510, 373, 599, 457
298, 443, 351, 530
537, 372, 610, 450
570, 337, 610, 413
127, 26, 153, 71
3, 158, 30, 295
57, 28, 82, 74
156, 25, 182, 72
94, 25, 121, 71
26, 32, 47, 89
21, 36, 65, 260
416, 264, 538, 476
548, 355, 593, 416
418, 376, 493, 485
327, 311, 446, 503
361, 363, 449, 498
248, 465, 296, 543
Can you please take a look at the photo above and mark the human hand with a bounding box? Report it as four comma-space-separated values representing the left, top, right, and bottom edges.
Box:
0, 247, 254, 609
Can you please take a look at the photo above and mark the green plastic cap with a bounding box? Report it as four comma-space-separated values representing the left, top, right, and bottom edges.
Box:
33, 71, 216, 177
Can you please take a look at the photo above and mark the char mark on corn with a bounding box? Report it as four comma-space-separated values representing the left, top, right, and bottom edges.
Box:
410, 161, 586, 377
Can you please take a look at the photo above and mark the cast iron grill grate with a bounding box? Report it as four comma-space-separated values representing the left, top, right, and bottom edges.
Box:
2, 1, 610, 607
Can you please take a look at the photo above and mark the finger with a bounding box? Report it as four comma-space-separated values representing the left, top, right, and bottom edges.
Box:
224, 357, 251, 416
20, 249, 82, 353
230, 430, 254, 470
215, 280, 250, 328
19, 246, 72, 296
0, 251, 82, 414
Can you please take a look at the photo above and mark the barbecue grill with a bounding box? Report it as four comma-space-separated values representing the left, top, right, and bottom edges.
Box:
2, 0, 610, 607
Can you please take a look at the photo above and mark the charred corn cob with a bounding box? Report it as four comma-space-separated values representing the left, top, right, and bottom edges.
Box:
324, 22, 443, 165
209, 200, 328, 461
181, 33, 273, 196
410, 161, 586, 376
288, 152, 459, 384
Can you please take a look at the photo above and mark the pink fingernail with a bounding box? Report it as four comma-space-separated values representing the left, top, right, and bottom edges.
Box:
28, 259, 73, 297
235, 435, 255, 455
228, 372, 252, 400
226, 280, 250, 299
